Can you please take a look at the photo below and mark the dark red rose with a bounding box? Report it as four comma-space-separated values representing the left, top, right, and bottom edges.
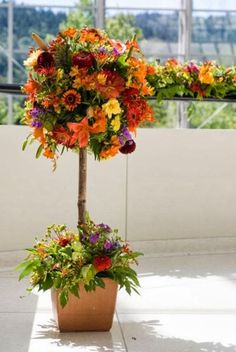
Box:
37, 52, 54, 69
119, 139, 136, 154
36, 52, 55, 75
72, 51, 95, 68
92, 255, 112, 272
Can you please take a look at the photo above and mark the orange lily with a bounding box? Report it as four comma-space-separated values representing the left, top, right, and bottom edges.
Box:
67, 118, 89, 148
33, 127, 45, 144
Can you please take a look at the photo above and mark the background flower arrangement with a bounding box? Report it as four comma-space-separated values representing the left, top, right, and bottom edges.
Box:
22, 27, 155, 162
17, 218, 141, 307
147, 58, 236, 102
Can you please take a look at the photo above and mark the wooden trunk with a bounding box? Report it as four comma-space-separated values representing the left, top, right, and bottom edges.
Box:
51, 278, 118, 332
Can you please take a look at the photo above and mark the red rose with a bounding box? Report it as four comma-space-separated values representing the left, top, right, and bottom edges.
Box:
72, 51, 95, 68
93, 255, 112, 272
37, 51, 54, 66
119, 139, 136, 154
36, 52, 55, 75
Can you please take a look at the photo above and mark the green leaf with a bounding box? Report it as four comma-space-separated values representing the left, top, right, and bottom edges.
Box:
95, 277, 105, 288
22, 139, 28, 151
59, 290, 68, 308
54, 277, 62, 289
36, 144, 44, 159
44, 120, 54, 131
41, 275, 53, 290
81, 264, 95, 284
18, 260, 38, 280
124, 280, 131, 295
62, 247, 72, 257
15, 260, 32, 271
69, 285, 79, 298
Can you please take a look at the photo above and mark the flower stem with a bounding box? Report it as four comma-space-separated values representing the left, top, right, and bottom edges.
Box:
78, 148, 87, 225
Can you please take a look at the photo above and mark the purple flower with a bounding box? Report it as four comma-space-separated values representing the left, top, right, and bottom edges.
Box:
31, 107, 41, 118
119, 127, 132, 146
90, 233, 99, 244
31, 119, 42, 128
104, 240, 113, 250
30, 107, 44, 128
112, 241, 121, 249
98, 223, 112, 233
98, 47, 107, 54
112, 47, 120, 57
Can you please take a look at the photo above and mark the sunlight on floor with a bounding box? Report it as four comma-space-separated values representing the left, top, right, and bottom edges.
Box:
1, 253, 236, 352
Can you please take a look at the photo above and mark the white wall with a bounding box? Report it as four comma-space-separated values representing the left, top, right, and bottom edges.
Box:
1, 126, 236, 251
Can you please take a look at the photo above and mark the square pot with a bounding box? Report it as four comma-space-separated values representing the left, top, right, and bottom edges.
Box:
51, 278, 118, 332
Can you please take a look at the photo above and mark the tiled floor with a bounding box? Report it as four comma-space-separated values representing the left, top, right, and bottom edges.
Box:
1, 253, 236, 352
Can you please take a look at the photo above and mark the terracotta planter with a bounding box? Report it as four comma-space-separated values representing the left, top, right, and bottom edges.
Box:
51, 278, 118, 332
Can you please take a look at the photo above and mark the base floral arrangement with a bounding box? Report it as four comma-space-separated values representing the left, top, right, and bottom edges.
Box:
17, 217, 142, 307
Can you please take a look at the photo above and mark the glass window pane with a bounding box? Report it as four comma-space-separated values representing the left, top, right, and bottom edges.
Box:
105, 9, 179, 61
142, 101, 178, 128
106, 0, 181, 10
192, 10, 236, 64
188, 102, 236, 129
0, 54, 7, 83
193, 0, 236, 11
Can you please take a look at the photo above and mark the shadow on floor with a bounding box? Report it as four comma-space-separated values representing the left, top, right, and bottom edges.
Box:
31, 318, 126, 351
122, 319, 236, 352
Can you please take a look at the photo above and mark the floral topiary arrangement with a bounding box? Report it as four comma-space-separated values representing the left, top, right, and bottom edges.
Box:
18, 27, 156, 309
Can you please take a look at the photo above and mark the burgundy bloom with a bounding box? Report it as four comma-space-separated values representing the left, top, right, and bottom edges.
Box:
72, 51, 95, 68
186, 62, 199, 74
93, 255, 112, 272
36, 52, 55, 75
37, 51, 54, 70
119, 139, 136, 154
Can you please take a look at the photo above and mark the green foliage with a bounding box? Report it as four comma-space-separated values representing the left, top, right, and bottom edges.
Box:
106, 14, 142, 42
16, 219, 142, 307
60, 0, 94, 30
0, 96, 7, 124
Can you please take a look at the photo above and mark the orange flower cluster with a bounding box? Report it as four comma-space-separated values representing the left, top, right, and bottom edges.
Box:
22, 27, 155, 161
